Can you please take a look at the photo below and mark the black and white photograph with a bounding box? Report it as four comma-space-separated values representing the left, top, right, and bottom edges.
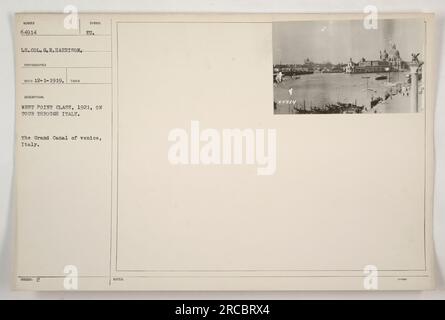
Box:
273, 19, 426, 114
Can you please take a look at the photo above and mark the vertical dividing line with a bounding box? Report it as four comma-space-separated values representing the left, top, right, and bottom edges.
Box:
423, 19, 427, 272
115, 22, 120, 273
109, 18, 113, 286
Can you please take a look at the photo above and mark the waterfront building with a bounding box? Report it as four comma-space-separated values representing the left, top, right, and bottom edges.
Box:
345, 43, 409, 74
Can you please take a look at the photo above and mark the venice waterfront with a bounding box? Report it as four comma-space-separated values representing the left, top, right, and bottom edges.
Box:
274, 72, 423, 114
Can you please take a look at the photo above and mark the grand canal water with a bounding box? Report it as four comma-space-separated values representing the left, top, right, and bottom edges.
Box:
274, 72, 420, 113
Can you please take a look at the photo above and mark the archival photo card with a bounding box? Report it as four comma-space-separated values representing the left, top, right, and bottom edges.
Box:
273, 19, 426, 114
13, 13, 435, 291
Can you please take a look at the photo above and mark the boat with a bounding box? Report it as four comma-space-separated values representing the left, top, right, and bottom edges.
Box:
370, 97, 383, 108
375, 75, 388, 80
292, 102, 364, 114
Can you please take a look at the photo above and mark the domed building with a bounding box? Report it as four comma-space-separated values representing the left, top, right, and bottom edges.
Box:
346, 43, 409, 74
381, 44, 407, 71
388, 44, 401, 60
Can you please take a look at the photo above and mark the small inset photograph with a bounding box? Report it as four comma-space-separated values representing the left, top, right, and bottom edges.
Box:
273, 19, 425, 114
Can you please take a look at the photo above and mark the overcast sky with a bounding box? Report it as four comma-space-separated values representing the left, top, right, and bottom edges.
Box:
272, 19, 425, 65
